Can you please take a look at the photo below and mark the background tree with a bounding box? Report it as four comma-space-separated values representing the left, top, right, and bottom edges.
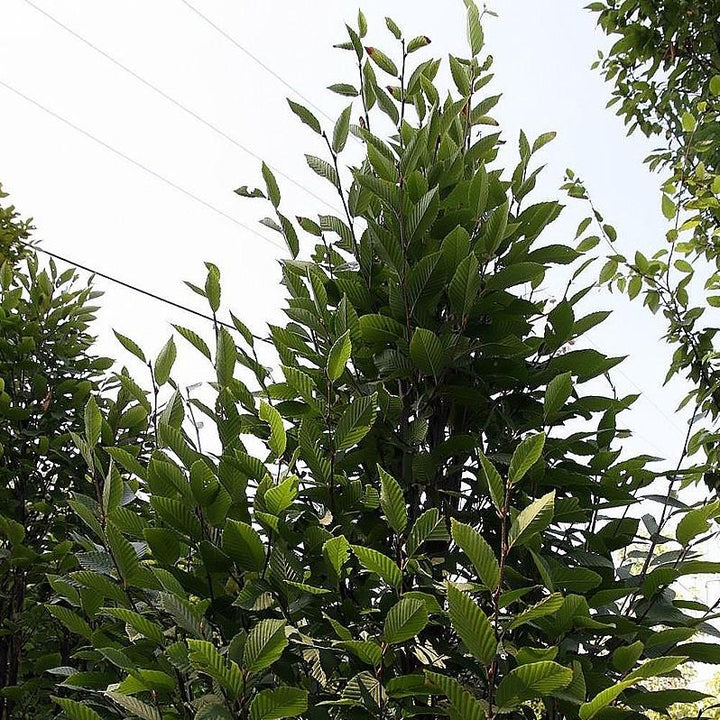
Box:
45, 6, 719, 720
585, 1, 720, 494
0, 185, 150, 719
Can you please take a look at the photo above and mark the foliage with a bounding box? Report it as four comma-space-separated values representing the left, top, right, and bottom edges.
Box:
42, 6, 720, 720
0, 192, 150, 718
586, 1, 720, 494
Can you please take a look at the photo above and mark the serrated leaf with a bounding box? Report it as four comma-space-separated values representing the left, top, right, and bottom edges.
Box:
425, 671, 485, 720
53, 697, 104, 720
451, 519, 500, 590
496, 661, 573, 708
406, 508, 446, 556
262, 162, 281, 208
250, 686, 308, 720
327, 331, 352, 382
352, 545, 402, 587
508, 491, 555, 548
545, 372, 572, 418
384, 598, 428, 644
336, 393, 378, 451
287, 99, 321, 134
449, 253, 480, 318
378, 465, 407, 533
332, 105, 352, 152
154, 337, 176, 386
323, 535, 350, 579
84, 396, 101, 447
479, 452, 504, 511
259, 400, 287, 457
409, 327, 444, 376
244, 619, 288, 674
446, 583, 496, 666
508, 433, 545, 484
223, 520, 265, 572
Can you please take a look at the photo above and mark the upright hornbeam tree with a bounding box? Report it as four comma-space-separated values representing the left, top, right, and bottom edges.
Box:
46, 6, 719, 720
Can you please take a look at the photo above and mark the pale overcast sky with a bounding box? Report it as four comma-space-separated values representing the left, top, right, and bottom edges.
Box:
0, 1, 692, 462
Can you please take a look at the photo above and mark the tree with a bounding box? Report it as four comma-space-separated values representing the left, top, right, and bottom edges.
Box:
586, 1, 720, 493
0, 186, 150, 719
46, 6, 718, 720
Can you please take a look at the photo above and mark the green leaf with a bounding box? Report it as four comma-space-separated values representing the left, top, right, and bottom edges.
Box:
102, 607, 165, 644
188, 639, 244, 698
323, 535, 350, 578
243, 619, 288, 674
711, 75, 720, 96
448, 253, 480, 318
366, 46, 398, 76
407, 35, 431, 53
359, 314, 405, 343
681, 111, 696, 132
174, 324, 212, 360
424, 671, 485, 720
384, 598, 428, 644
508, 491, 555, 547
612, 641, 644, 673
46, 605, 92, 640
508, 433, 545, 484
114, 330, 146, 363
84, 396, 102, 447
352, 545, 402, 587
261, 162, 281, 208
306, 154, 339, 188
506, 593, 564, 630
223, 520, 266, 572
106, 522, 140, 582
662, 194, 676, 220
335, 393, 378, 451
327, 330, 352, 383
332, 105, 352, 152
259, 400, 287, 457
451, 519, 500, 590
53, 697, 104, 720
328, 83, 359, 96
340, 640, 382, 666
378, 465, 407, 533
287, 99, 321, 134
446, 583, 496, 666
496, 661, 573, 708
544, 372, 572, 418
250, 687, 308, 720
479, 452, 504, 511
406, 508, 446, 556
464, 0, 484, 55
409, 328, 444, 376
154, 337, 177, 386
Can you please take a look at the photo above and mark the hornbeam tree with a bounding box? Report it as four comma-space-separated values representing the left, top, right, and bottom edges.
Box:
47, 6, 719, 720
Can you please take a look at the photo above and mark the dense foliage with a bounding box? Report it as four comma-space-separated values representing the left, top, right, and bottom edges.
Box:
38, 6, 720, 720
0, 191, 150, 718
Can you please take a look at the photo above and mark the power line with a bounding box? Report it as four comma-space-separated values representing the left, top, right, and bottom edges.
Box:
0, 77, 286, 253
177, 0, 336, 126
22, 0, 342, 215
22, 240, 270, 343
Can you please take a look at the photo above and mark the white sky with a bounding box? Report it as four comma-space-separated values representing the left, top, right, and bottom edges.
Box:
1, 0, 718, 683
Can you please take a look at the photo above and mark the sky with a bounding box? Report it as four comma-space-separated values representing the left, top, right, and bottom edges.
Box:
1, 0, 719, 681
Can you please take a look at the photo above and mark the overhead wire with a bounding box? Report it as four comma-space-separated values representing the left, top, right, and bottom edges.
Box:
0, 77, 285, 253
176, 0, 337, 125
21, 0, 343, 216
